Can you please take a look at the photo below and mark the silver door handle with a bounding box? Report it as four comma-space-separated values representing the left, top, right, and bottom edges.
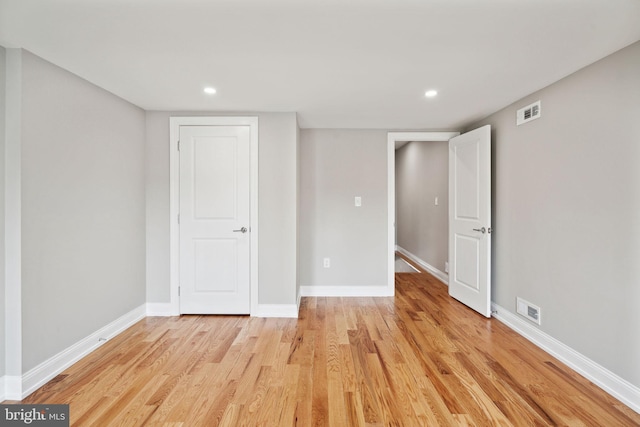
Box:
233, 227, 248, 234
473, 227, 486, 234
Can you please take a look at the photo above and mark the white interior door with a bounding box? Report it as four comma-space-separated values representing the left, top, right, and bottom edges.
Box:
179, 125, 251, 314
448, 125, 491, 317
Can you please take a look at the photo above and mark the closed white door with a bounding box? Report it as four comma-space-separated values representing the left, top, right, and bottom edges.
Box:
448, 125, 492, 317
179, 125, 251, 314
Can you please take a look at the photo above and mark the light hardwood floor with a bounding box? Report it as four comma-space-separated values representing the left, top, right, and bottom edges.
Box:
9, 265, 640, 426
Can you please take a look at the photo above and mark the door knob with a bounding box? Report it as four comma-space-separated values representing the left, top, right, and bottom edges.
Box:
233, 227, 248, 233
473, 227, 486, 234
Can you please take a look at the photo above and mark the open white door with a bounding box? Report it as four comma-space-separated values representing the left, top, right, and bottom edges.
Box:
448, 125, 491, 317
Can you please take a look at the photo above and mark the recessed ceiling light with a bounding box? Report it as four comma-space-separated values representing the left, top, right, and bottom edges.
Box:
424, 89, 438, 98
204, 87, 217, 95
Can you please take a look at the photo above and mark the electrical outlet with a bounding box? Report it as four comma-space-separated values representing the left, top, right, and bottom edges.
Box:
445, 261, 449, 273
435, 196, 439, 206
354, 196, 362, 207
323, 258, 330, 268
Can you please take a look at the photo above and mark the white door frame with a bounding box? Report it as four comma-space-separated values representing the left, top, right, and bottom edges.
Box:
387, 132, 460, 291
170, 116, 259, 315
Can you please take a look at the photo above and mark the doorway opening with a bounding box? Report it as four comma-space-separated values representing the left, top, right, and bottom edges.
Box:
395, 139, 451, 281
386, 132, 459, 291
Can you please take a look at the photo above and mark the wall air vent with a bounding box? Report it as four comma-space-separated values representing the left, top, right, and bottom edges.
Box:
516, 100, 541, 126
516, 297, 541, 325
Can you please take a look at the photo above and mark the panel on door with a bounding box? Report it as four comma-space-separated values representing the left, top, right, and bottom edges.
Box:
448, 125, 491, 317
179, 125, 251, 314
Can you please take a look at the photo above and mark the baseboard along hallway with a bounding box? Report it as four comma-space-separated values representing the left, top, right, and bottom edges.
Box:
394, 254, 420, 273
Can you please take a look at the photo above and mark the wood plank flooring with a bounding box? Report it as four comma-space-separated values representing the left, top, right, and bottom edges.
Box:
10, 267, 640, 426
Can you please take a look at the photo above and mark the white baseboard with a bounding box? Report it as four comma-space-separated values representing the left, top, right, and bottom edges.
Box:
3, 376, 22, 401
492, 303, 640, 414
300, 285, 393, 297
146, 302, 176, 317
20, 304, 146, 399
253, 304, 299, 318
396, 246, 449, 285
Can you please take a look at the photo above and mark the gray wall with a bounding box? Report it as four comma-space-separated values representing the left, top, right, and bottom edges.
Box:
257, 113, 299, 305
0, 45, 6, 377
395, 141, 449, 273
19, 50, 146, 372
145, 111, 299, 306
469, 41, 640, 388
299, 129, 388, 287
144, 112, 171, 303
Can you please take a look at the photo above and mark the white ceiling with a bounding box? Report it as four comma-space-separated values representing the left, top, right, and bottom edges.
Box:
1, 0, 639, 129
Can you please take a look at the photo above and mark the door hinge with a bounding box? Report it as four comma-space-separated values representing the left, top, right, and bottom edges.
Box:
178, 286, 180, 296
177, 213, 180, 224
177, 140, 180, 151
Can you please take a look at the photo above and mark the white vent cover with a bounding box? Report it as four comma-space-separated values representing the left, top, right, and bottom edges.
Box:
517, 297, 541, 325
516, 100, 541, 126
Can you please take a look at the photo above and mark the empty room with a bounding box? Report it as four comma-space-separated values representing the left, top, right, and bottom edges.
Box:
1, 0, 640, 425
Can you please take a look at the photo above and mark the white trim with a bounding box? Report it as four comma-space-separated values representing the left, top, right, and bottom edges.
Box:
0, 376, 4, 401
3, 376, 22, 401
169, 116, 259, 316
391, 132, 461, 145
21, 304, 146, 399
249, 119, 259, 316
146, 303, 174, 317
492, 303, 640, 414
386, 139, 395, 298
169, 117, 181, 316
387, 132, 460, 295
253, 304, 299, 318
5, 48, 23, 394
396, 246, 449, 285
300, 286, 394, 297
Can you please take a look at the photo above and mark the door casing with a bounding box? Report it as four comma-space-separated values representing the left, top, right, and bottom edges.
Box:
387, 132, 460, 292
170, 116, 259, 315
